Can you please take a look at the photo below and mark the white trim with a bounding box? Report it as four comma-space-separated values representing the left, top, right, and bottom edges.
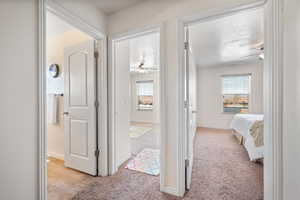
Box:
38, 1, 47, 200
97, 37, 109, 177
46, 0, 105, 39
108, 24, 168, 193
162, 186, 178, 196
264, 0, 284, 199
177, 18, 186, 196
38, 0, 107, 199
177, 0, 283, 199
158, 23, 168, 194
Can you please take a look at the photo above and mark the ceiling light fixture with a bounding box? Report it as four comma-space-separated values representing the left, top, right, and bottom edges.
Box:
259, 53, 264, 60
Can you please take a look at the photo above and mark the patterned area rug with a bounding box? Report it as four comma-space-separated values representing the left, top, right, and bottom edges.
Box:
129, 126, 152, 138
125, 148, 160, 176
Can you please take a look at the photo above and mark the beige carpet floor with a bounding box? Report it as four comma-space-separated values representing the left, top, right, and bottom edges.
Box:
184, 128, 263, 200
48, 128, 263, 200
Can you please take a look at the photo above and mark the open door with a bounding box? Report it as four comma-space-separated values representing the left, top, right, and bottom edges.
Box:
114, 40, 131, 169
184, 27, 197, 190
64, 40, 98, 176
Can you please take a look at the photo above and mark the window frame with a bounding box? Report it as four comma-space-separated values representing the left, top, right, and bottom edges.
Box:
136, 80, 154, 111
221, 73, 252, 114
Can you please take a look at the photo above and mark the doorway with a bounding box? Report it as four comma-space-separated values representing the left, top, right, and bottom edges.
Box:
45, 5, 106, 199
181, 5, 267, 199
109, 26, 166, 188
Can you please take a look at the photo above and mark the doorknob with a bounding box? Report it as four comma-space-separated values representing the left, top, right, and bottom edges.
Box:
63, 112, 69, 115
192, 111, 197, 114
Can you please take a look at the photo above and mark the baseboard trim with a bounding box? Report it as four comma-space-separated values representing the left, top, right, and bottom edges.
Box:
48, 152, 64, 160
160, 186, 181, 197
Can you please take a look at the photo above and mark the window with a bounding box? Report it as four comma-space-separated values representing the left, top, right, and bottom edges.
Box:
222, 74, 251, 113
136, 80, 154, 110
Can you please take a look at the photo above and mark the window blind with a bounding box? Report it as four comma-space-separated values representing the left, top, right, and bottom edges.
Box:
137, 80, 154, 96
222, 75, 250, 94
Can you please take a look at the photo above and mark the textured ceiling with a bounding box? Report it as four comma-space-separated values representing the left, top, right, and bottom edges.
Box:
189, 8, 264, 68
92, 0, 148, 15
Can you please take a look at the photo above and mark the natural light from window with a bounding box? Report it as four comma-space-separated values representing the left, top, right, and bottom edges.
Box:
222, 74, 251, 113
136, 80, 154, 110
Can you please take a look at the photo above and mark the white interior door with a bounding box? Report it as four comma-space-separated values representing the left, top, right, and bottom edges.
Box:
64, 40, 97, 176
115, 40, 131, 169
184, 27, 197, 190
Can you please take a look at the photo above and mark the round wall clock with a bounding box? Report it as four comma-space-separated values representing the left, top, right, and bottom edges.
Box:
49, 64, 60, 78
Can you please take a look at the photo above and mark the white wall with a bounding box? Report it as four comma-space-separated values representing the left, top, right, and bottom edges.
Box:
283, 0, 300, 198
130, 72, 160, 123
108, 0, 263, 193
197, 61, 264, 129
0, 1, 38, 199
46, 29, 92, 160
0, 1, 106, 199
49, 0, 107, 34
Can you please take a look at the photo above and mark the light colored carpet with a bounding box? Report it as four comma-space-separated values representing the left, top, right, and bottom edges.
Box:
129, 126, 153, 138
125, 148, 160, 176
184, 128, 263, 200
48, 128, 263, 200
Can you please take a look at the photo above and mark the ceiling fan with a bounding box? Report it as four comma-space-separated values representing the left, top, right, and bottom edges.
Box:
132, 52, 159, 73
252, 42, 264, 60
242, 42, 264, 60
251, 42, 264, 51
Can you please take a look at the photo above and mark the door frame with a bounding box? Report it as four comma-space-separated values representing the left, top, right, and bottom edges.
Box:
108, 24, 167, 191
177, 0, 283, 199
38, 0, 108, 199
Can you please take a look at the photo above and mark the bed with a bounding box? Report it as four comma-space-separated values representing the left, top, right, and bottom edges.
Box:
230, 114, 264, 161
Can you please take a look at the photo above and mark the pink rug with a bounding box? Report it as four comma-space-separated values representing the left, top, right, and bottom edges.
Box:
125, 148, 160, 176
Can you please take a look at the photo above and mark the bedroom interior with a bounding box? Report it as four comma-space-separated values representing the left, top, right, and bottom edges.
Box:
114, 32, 161, 176
187, 7, 265, 199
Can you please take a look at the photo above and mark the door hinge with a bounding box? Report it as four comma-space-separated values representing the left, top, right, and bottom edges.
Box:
94, 100, 100, 108
94, 51, 99, 59
185, 159, 189, 168
95, 149, 100, 158
184, 100, 189, 108
184, 42, 189, 50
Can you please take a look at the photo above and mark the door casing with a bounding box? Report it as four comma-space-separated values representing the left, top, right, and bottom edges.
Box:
108, 24, 168, 193
38, 0, 108, 199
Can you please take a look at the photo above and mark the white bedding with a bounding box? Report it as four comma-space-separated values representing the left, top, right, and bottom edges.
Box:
244, 136, 264, 161
231, 114, 264, 138
230, 114, 264, 161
